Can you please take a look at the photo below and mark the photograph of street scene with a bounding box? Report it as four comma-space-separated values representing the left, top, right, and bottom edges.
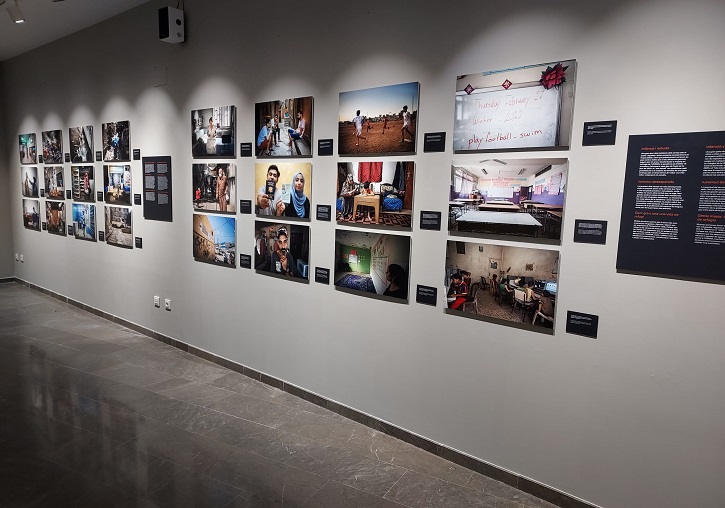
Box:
338, 82, 418, 156
72, 203, 96, 241
69, 125, 94, 163
193, 163, 236, 214
193, 213, 236, 268
19, 133, 37, 164
255, 97, 313, 157
105, 206, 133, 248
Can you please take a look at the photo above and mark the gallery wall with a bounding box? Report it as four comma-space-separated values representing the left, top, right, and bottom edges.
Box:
3, 1, 725, 507
0, 65, 12, 278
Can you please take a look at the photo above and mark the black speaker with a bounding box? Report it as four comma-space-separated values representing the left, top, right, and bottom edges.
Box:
159, 6, 184, 44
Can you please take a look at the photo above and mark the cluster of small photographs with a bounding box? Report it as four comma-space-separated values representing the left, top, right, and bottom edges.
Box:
254, 222, 309, 280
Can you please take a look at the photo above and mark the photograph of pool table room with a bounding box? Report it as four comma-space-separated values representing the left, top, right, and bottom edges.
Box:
449, 158, 567, 243
336, 161, 414, 230
445, 240, 559, 332
334, 229, 411, 302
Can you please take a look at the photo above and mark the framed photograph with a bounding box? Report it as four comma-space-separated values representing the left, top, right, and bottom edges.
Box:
254, 221, 310, 281
334, 230, 411, 302
69, 126, 94, 163
44, 166, 65, 200
104, 165, 132, 205
336, 161, 414, 230
254, 162, 312, 220
191, 106, 235, 158
449, 158, 568, 243
193, 213, 236, 268
46, 201, 66, 236
102, 121, 130, 161
42, 130, 63, 164
338, 82, 419, 156
72, 203, 96, 241
20, 167, 39, 197
445, 241, 559, 332
105, 206, 133, 248
72, 166, 95, 202
193, 163, 236, 214
453, 59, 577, 153
22, 199, 40, 231
254, 96, 313, 157
19, 133, 37, 164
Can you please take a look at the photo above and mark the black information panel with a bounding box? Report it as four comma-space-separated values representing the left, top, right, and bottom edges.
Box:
617, 131, 725, 281
315, 267, 330, 284
239, 200, 252, 214
316, 205, 332, 222
134, 194, 142, 205
239, 254, 252, 269
566, 311, 599, 339
142, 156, 173, 222
582, 121, 617, 146
38, 155, 43, 163
97, 191, 104, 202
133, 149, 141, 161
135, 237, 143, 249
416, 285, 437, 306
423, 132, 446, 152
574, 219, 607, 245
99, 231, 105, 241
66, 190, 72, 199
40, 189, 45, 198
42, 222, 47, 231
96, 151, 102, 162
318, 139, 333, 156
240, 143, 253, 157
64, 153, 71, 163
419, 211, 442, 231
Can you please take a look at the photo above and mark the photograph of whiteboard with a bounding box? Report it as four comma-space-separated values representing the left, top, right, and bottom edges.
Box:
453, 60, 576, 153
449, 158, 567, 244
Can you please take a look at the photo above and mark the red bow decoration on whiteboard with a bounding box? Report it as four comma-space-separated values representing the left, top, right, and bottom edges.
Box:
540, 63, 568, 90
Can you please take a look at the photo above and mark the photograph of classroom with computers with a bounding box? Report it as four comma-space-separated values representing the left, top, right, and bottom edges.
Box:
449, 158, 567, 242
445, 240, 559, 331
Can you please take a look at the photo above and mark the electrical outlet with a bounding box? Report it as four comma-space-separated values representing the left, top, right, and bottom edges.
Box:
164, 299, 171, 311
15, 253, 18, 261
19, 255, 23, 263
154, 296, 160, 308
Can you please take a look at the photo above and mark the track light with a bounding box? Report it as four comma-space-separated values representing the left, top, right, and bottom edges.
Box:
8, 0, 25, 23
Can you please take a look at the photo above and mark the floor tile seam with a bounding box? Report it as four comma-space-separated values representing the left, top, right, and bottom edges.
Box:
297, 478, 332, 508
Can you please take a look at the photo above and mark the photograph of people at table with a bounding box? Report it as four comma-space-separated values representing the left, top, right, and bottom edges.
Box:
335, 161, 414, 230
445, 240, 559, 331
334, 229, 410, 303
449, 158, 568, 243
254, 162, 312, 220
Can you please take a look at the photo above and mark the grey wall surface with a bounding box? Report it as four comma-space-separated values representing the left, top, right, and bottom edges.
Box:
3, 1, 725, 506
0, 63, 13, 278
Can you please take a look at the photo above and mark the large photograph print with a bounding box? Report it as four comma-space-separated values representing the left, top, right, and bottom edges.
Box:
72, 203, 96, 241
72, 166, 95, 202
22, 199, 40, 231
44, 166, 65, 199
453, 60, 577, 153
334, 230, 411, 302
102, 121, 130, 161
254, 162, 312, 220
191, 106, 235, 158
193, 163, 237, 214
193, 213, 236, 268
69, 126, 94, 163
46, 201, 66, 236
449, 158, 567, 243
336, 161, 415, 230
445, 240, 559, 332
105, 206, 133, 248
338, 82, 419, 156
104, 165, 132, 205
21, 167, 39, 197
255, 96, 313, 157
42, 130, 63, 163
254, 221, 310, 281
19, 133, 37, 164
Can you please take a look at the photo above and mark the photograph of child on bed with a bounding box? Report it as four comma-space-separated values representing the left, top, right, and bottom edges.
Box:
335, 161, 414, 229
254, 221, 310, 281
334, 230, 410, 302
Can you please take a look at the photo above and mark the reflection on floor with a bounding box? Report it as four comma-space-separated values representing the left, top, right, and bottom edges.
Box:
0, 282, 557, 507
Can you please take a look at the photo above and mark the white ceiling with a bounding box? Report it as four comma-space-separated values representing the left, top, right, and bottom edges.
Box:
0, 0, 150, 62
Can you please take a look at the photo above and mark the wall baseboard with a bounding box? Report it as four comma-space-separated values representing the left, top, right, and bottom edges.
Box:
11, 277, 598, 508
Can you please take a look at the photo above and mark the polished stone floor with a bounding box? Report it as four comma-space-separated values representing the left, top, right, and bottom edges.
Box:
0, 283, 556, 508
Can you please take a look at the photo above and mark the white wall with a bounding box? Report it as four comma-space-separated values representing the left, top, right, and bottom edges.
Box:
3, 1, 725, 506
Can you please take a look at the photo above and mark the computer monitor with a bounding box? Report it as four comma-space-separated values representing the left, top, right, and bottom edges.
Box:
545, 281, 557, 294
